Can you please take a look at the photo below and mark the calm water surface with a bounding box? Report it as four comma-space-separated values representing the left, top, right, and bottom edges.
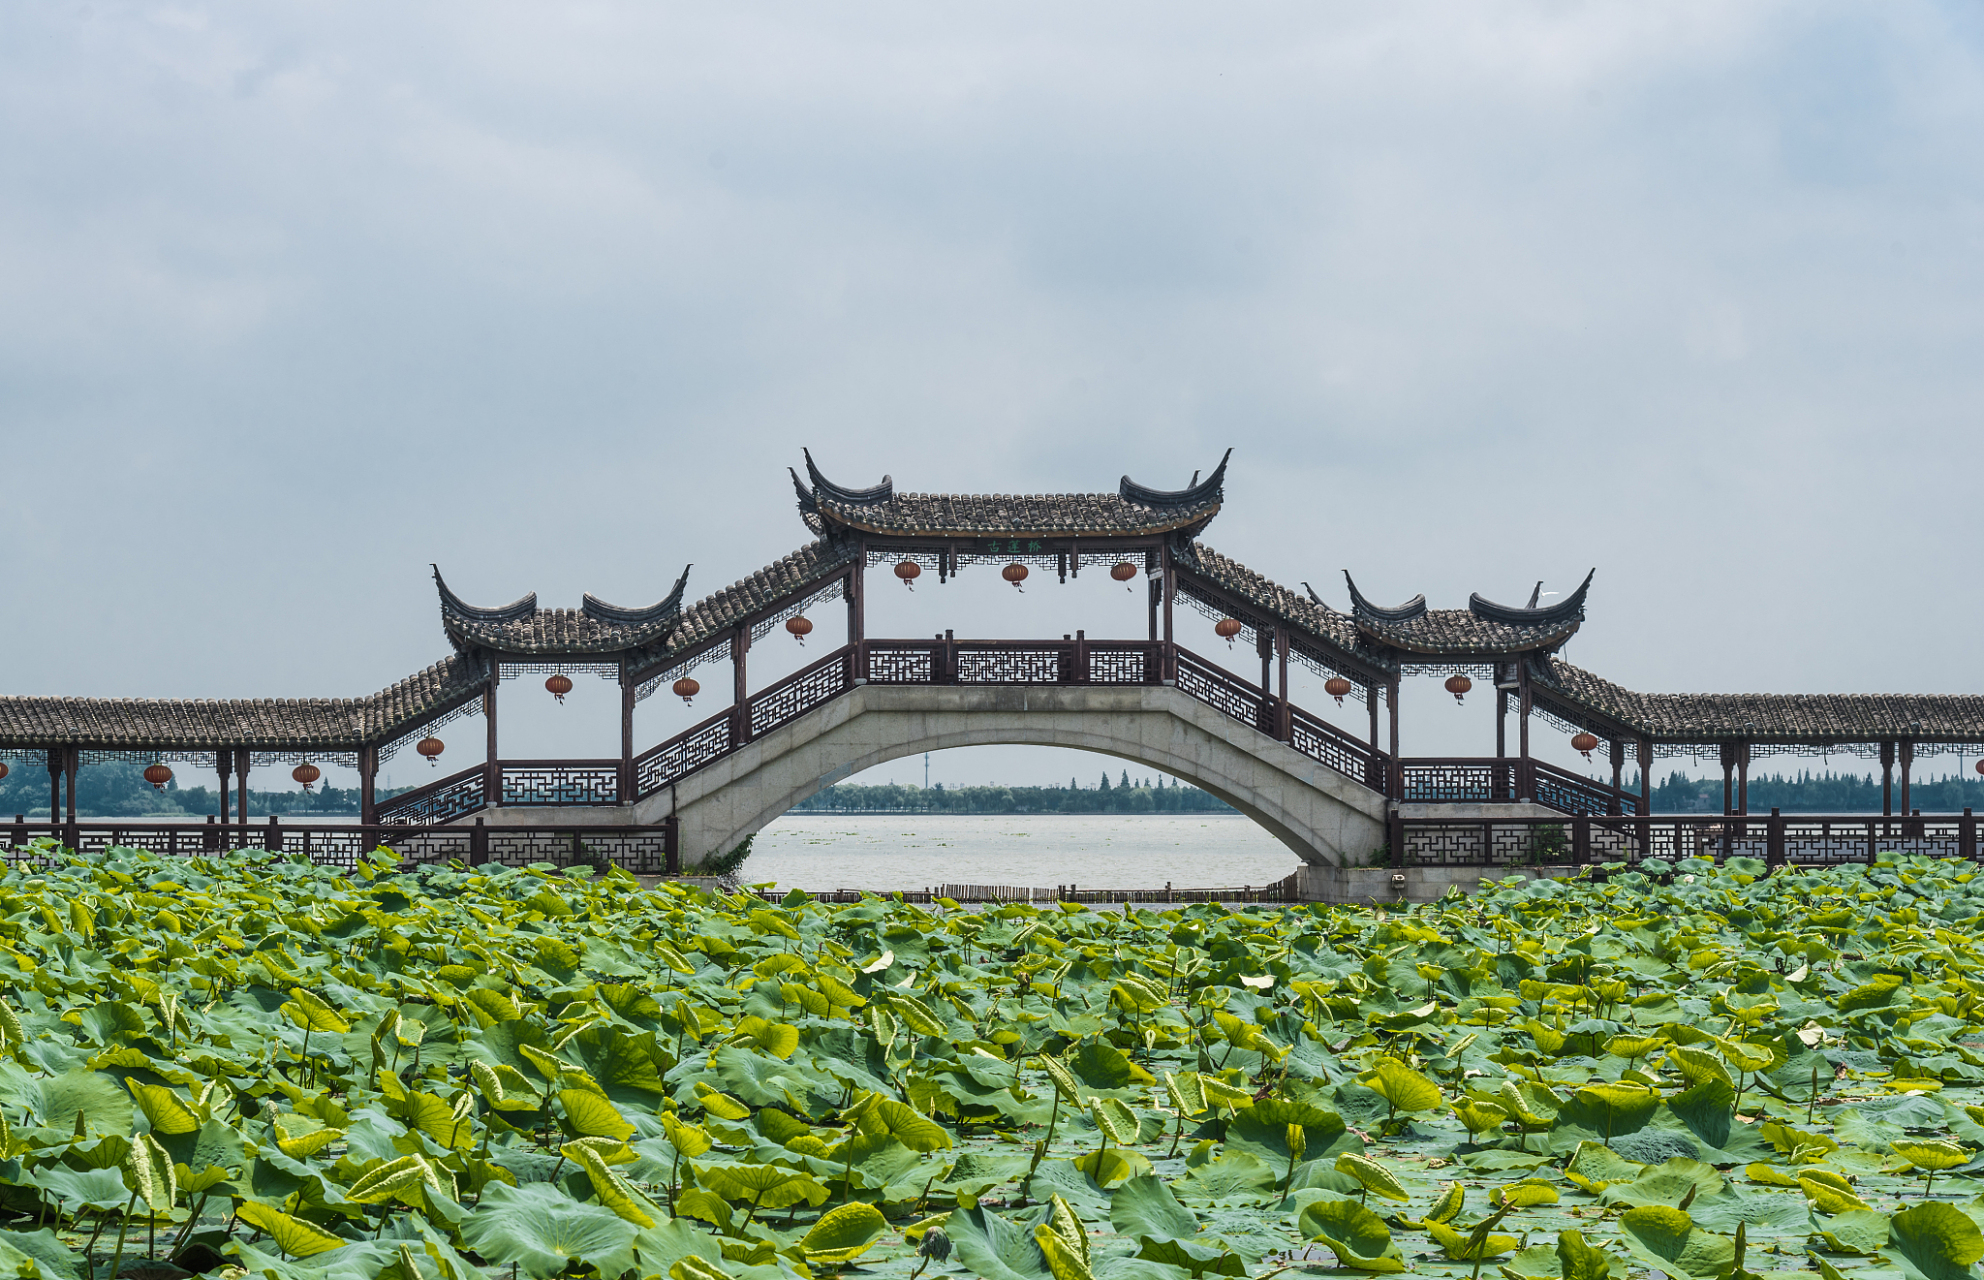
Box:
740, 813, 1300, 893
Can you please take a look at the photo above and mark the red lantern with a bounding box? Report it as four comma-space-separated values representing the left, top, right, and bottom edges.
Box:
1215, 618, 1243, 647
0, 762, 8, 783
545, 673, 573, 704
894, 561, 921, 590
1445, 674, 1472, 704
1325, 676, 1353, 706
1975, 759, 1983, 776
786, 615, 813, 645
293, 762, 321, 791
1110, 562, 1138, 592
673, 676, 700, 706
1571, 732, 1599, 760
1002, 563, 1028, 591
417, 737, 445, 767
143, 762, 173, 791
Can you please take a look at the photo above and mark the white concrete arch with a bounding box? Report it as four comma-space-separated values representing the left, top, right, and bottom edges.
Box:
625, 683, 1388, 869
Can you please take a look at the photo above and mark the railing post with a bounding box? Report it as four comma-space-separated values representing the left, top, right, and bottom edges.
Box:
1961, 808, 1976, 863
1074, 630, 1088, 684
664, 815, 681, 876
470, 817, 488, 866
1767, 807, 1785, 868
204, 814, 218, 853
1572, 816, 1590, 865
265, 814, 281, 853
1388, 807, 1404, 869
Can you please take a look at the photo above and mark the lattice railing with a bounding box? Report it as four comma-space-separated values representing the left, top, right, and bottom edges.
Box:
1289, 706, 1383, 788
1175, 650, 1271, 734
1087, 644, 1160, 684
867, 644, 938, 684
750, 649, 854, 738
499, 762, 621, 807
634, 711, 736, 799
1399, 759, 1515, 804
1532, 761, 1641, 817
377, 765, 488, 825
1392, 812, 1980, 867
957, 646, 1064, 684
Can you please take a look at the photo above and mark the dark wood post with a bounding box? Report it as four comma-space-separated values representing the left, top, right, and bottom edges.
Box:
48, 749, 62, 830
1608, 738, 1624, 816
1720, 742, 1736, 814
1368, 689, 1382, 790
1899, 739, 1914, 818
1496, 690, 1507, 759
1275, 625, 1291, 742
1517, 666, 1532, 802
1160, 547, 1176, 682
1387, 680, 1401, 800
359, 745, 377, 826
234, 748, 249, 826
1736, 741, 1750, 815
619, 673, 635, 804
1147, 575, 1159, 642
1572, 816, 1590, 864
1387, 805, 1404, 869
1766, 807, 1785, 867
484, 661, 500, 807
1962, 807, 1976, 863
733, 625, 752, 743
663, 813, 681, 876
1881, 740, 1895, 816
215, 749, 231, 833
1638, 739, 1652, 812
470, 816, 489, 866
65, 746, 79, 829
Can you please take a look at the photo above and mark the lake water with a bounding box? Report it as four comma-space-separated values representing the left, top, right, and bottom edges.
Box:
737, 813, 1301, 893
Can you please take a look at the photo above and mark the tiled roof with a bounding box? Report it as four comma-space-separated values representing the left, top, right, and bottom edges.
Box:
637, 539, 860, 665
1341, 571, 1588, 656
1183, 543, 1369, 658
0, 655, 486, 752
794, 449, 1228, 540
437, 566, 691, 656
1529, 656, 1984, 745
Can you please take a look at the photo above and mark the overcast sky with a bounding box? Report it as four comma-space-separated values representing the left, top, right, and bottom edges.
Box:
4, 1, 1982, 789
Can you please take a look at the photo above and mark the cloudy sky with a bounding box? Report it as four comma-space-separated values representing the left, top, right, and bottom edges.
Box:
4, 1, 1982, 789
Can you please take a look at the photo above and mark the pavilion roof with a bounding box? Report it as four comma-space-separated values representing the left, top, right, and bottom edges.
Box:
1528, 655, 1984, 747
436, 565, 692, 657
629, 538, 860, 671
793, 449, 1229, 540
1340, 570, 1590, 657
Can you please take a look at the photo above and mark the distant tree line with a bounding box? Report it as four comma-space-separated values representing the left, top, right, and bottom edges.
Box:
0, 760, 413, 819
791, 771, 1235, 815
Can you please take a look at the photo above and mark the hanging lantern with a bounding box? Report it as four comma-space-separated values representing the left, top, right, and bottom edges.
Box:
1445, 674, 1472, 704
786, 615, 813, 645
417, 737, 446, 767
1975, 759, 1983, 776
293, 761, 321, 791
545, 673, 573, 704
1571, 732, 1599, 760
894, 561, 921, 590
1324, 676, 1353, 706
1002, 563, 1028, 592
1110, 562, 1138, 592
143, 761, 173, 791
1215, 618, 1243, 647
673, 676, 700, 706
0, 762, 8, 783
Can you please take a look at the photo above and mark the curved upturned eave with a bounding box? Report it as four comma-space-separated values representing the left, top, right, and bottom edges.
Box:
813, 503, 1220, 541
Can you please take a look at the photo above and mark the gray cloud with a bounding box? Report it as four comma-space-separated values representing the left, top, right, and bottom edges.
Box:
3, 0, 1981, 786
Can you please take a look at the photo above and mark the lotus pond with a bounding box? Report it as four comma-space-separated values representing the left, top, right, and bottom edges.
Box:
4, 846, 1984, 1280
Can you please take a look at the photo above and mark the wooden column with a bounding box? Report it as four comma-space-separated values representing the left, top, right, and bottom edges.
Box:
216, 749, 232, 827
1387, 681, 1401, 800
65, 747, 79, 826
1257, 626, 1273, 735
484, 661, 500, 807
1720, 743, 1736, 814
1160, 548, 1176, 682
1609, 738, 1625, 816
1368, 686, 1381, 791
358, 746, 377, 826
1737, 741, 1750, 815
1517, 665, 1532, 801
1637, 739, 1652, 812
733, 625, 752, 743
1900, 739, 1914, 817
1147, 577, 1159, 642
48, 749, 62, 827
846, 559, 865, 677
234, 747, 249, 825
1275, 625, 1291, 742
1496, 690, 1507, 759
619, 673, 636, 805
1881, 740, 1895, 816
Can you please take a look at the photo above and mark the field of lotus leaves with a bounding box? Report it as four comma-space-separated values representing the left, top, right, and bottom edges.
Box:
4, 844, 1984, 1280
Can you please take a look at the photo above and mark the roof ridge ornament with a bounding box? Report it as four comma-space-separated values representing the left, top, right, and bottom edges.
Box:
1120, 448, 1231, 507
582, 563, 692, 625
1470, 569, 1595, 627
432, 565, 537, 624
1341, 570, 1427, 623
802, 448, 893, 504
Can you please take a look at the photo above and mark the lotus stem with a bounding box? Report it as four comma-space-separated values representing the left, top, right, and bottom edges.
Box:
107, 1192, 137, 1280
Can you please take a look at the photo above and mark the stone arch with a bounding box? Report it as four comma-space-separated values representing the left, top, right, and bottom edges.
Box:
629, 683, 1387, 869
